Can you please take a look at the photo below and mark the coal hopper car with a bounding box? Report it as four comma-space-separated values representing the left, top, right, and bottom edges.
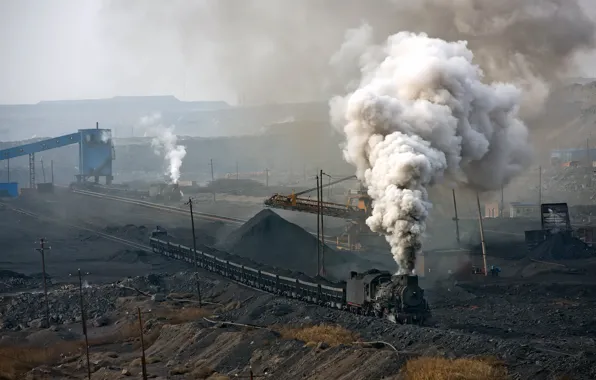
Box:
345, 269, 430, 324
149, 235, 430, 325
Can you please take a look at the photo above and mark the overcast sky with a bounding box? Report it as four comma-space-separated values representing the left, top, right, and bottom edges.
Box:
1, 0, 596, 105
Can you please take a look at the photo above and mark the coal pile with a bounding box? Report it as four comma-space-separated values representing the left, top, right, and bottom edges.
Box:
530, 232, 596, 260
0, 271, 45, 294
107, 249, 154, 264
104, 224, 149, 241
219, 209, 347, 277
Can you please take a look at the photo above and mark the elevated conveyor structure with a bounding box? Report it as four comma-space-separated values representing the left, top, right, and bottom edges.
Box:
264, 175, 380, 251
0, 124, 115, 188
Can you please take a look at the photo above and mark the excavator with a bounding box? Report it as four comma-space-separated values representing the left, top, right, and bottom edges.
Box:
263, 175, 384, 251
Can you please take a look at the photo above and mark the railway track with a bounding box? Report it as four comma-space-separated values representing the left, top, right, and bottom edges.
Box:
0, 202, 152, 252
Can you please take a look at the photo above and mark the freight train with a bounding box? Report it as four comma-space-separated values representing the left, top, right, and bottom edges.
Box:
149, 230, 431, 325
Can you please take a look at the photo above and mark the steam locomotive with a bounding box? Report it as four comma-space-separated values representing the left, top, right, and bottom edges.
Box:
149, 230, 431, 325
345, 270, 430, 324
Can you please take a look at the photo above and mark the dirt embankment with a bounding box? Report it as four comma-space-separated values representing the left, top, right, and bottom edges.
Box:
1, 270, 595, 379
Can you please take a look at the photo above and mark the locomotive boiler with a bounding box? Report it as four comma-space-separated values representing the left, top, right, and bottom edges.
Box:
345, 269, 430, 324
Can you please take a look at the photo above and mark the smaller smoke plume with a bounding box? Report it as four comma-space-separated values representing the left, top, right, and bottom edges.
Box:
139, 113, 187, 184
100, 130, 112, 143
331, 31, 532, 274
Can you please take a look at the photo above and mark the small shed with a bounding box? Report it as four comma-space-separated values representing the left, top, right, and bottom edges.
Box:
510, 202, 540, 218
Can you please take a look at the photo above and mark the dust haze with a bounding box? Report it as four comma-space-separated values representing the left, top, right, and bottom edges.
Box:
100, 0, 595, 114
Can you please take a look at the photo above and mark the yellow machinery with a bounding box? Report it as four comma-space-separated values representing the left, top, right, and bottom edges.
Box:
264, 175, 381, 251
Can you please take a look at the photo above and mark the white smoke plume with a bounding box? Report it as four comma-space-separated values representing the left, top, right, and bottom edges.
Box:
139, 113, 187, 184
100, 130, 112, 143
330, 32, 532, 274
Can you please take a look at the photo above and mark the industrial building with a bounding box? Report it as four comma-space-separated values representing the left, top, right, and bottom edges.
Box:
0, 123, 115, 196
550, 147, 596, 167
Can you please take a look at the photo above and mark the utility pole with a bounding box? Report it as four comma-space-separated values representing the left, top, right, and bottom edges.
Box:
315, 175, 320, 275
265, 168, 269, 187
51, 160, 54, 184
500, 186, 504, 218
137, 307, 148, 380
185, 197, 202, 307
35, 238, 51, 328
78, 269, 91, 380
236, 161, 239, 181
451, 189, 460, 244
475, 192, 488, 276
587, 138, 591, 188
538, 165, 542, 206
6, 156, 9, 183
41, 159, 46, 183
209, 159, 215, 202
320, 169, 326, 276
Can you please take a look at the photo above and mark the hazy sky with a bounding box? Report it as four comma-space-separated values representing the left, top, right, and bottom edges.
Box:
1, 0, 596, 105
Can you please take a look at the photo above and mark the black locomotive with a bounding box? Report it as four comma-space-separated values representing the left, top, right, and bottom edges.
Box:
346, 269, 430, 324
149, 231, 431, 325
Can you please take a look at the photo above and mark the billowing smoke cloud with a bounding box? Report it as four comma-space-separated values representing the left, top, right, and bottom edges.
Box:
330, 32, 532, 274
99, 0, 595, 115
139, 113, 187, 184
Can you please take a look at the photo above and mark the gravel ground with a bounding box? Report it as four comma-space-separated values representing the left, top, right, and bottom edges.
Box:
2, 268, 595, 379
2, 189, 596, 379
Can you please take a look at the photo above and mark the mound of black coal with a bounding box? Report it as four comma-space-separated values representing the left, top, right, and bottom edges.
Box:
107, 249, 152, 264
219, 209, 346, 277
530, 232, 596, 260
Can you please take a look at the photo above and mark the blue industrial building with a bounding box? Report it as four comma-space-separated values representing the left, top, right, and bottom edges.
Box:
0, 182, 18, 197
0, 124, 115, 189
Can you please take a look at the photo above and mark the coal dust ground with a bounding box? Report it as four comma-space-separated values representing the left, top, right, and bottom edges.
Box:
1, 189, 596, 379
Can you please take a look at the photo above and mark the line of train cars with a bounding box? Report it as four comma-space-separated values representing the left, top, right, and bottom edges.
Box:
149, 228, 431, 325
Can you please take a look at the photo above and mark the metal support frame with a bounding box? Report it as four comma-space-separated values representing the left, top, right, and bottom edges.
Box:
29, 153, 35, 188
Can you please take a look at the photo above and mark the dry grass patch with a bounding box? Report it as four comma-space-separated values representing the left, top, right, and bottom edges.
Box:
403, 357, 509, 380
152, 307, 211, 325
88, 322, 139, 346
278, 324, 358, 347
0, 342, 83, 380
206, 375, 229, 380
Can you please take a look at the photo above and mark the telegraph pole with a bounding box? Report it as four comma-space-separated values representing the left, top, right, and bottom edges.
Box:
265, 168, 270, 187
538, 165, 542, 206
209, 159, 215, 202
35, 238, 51, 327
476, 192, 488, 276
137, 307, 148, 380
51, 160, 54, 184
236, 161, 239, 181
452, 189, 460, 244
587, 138, 591, 188
500, 186, 505, 218
185, 197, 202, 306
41, 159, 46, 183
78, 269, 91, 380
315, 175, 320, 275
320, 170, 330, 276
6, 156, 9, 182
